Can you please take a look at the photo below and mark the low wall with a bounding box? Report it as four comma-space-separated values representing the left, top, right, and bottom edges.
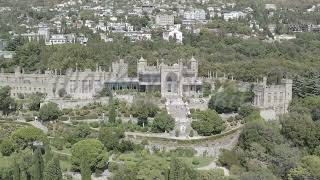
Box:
126, 127, 242, 157
42, 97, 109, 109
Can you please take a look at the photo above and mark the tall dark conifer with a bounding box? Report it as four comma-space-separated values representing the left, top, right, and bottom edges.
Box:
32, 148, 44, 180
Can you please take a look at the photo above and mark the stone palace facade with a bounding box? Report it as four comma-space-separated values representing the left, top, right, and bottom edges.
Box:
0, 57, 202, 99
253, 77, 292, 115
0, 57, 292, 115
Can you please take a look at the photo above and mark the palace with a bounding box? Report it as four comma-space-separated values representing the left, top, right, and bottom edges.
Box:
0, 57, 203, 99
0, 57, 292, 115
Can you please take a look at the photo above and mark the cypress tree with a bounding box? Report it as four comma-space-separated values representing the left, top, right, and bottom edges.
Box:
80, 156, 91, 180
44, 144, 53, 163
169, 158, 181, 180
108, 101, 116, 123
32, 148, 44, 180
13, 161, 20, 180
44, 157, 62, 180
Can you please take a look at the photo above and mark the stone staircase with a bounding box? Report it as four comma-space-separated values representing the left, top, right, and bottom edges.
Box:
166, 96, 190, 137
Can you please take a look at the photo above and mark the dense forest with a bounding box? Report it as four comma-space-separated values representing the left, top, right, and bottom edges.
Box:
2, 29, 320, 87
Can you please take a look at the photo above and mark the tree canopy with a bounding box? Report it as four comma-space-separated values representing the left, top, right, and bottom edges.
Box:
191, 109, 225, 136
39, 102, 62, 121
71, 139, 108, 172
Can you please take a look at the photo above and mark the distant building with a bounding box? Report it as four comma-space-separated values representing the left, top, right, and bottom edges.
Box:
223, 11, 247, 21
124, 31, 152, 41
155, 14, 175, 26
163, 27, 183, 43
274, 34, 296, 42
183, 9, 206, 20
45, 34, 76, 45
265, 4, 277, 10
20, 26, 50, 42
142, 4, 155, 14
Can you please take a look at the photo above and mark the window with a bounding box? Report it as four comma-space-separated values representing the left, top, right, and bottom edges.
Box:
82, 80, 89, 93
268, 93, 272, 103
70, 80, 76, 93
279, 92, 284, 102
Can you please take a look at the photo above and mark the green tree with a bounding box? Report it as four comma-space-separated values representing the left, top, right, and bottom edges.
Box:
288, 167, 311, 180
208, 83, 253, 114
301, 155, 320, 179
191, 110, 225, 136
11, 127, 47, 149
44, 157, 63, 180
198, 169, 229, 180
131, 99, 159, 126
239, 169, 278, 180
39, 102, 62, 121
28, 93, 45, 111
73, 124, 91, 139
168, 158, 196, 180
13, 160, 20, 180
31, 148, 44, 180
44, 144, 53, 163
281, 113, 320, 151
98, 126, 124, 151
15, 42, 41, 71
0, 86, 16, 115
110, 165, 137, 180
202, 82, 212, 97
71, 139, 108, 172
80, 155, 91, 180
0, 137, 17, 156
108, 101, 117, 123
151, 111, 175, 133
218, 149, 241, 169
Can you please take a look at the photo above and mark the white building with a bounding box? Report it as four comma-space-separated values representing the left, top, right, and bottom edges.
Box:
163, 27, 183, 43
45, 34, 76, 45
183, 9, 206, 20
223, 11, 247, 21
124, 31, 152, 41
155, 14, 175, 26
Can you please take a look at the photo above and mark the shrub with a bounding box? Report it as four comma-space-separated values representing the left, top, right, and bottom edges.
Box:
189, 130, 194, 137
171, 147, 196, 157
141, 139, 149, 145
65, 143, 72, 149
59, 115, 69, 121
90, 122, 100, 128
85, 112, 99, 119
62, 108, 73, 115
175, 129, 180, 137
108, 162, 118, 172
192, 158, 200, 165
0, 138, 17, 156
52, 138, 64, 150
23, 113, 34, 122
